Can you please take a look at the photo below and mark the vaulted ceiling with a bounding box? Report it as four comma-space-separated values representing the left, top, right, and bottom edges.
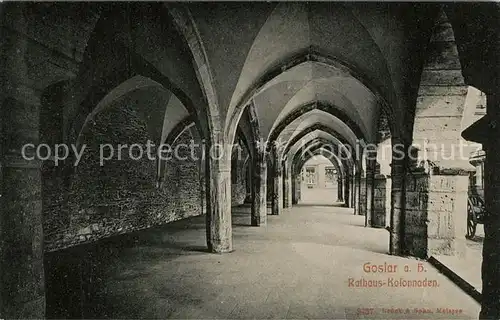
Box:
21, 1, 500, 176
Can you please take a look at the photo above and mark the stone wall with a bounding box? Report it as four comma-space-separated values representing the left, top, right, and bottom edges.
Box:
42, 102, 203, 252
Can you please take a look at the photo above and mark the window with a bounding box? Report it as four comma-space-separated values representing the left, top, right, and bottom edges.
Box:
325, 167, 336, 183
305, 166, 316, 185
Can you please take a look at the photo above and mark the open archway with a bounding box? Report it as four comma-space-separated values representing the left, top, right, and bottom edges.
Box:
297, 154, 341, 206
4, 3, 500, 319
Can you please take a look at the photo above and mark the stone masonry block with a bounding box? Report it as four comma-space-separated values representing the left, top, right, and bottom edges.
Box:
429, 175, 469, 193
417, 85, 468, 96
419, 70, 465, 86
415, 94, 466, 117
428, 192, 455, 213
413, 116, 462, 133
423, 41, 461, 70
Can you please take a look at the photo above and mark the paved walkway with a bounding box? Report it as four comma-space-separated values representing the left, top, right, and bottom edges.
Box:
46, 204, 481, 319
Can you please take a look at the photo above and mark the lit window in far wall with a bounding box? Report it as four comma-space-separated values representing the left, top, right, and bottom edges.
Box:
325, 166, 336, 183
305, 166, 316, 185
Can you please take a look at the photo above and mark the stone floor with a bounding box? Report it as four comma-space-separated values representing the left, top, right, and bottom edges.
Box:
45, 204, 480, 319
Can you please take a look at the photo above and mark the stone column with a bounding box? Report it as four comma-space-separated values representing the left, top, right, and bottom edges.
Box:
402, 165, 469, 259
373, 174, 387, 228
337, 176, 343, 202
206, 146, 232, 253
427, 172, 468, 257
385, 176, 392, 228
293, 173, 301, 204
479, 92, 500, 319
344, 174, 350, 207
287, 172, 292, 208
353, 170, 361, 215
389, 156, 407, 256
350, 173, 355, 208
283, 161, 292, 208
0, 6, 46, 316
403, 166, 429, 258
271, 153, 283, 215
359, 177, 367, 216
251, 149, 267, 226
200, 144, 207, 215
365, 161, 375, 226
244, 163, 252, 204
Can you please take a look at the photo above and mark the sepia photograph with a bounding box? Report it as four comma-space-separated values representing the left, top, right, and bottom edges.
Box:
0, 1, 499, 319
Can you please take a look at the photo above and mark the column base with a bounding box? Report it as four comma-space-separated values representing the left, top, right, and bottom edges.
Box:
208, 239, 233, 253
251, 215, 267, 227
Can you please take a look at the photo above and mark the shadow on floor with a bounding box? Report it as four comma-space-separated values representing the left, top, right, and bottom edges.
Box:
44, 217, 212, 319
45, 205, 264, 318
44, 204, 387, 318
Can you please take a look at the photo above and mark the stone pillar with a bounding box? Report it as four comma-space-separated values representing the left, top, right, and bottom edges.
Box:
282, 164, 287, 208
287, 174, 292, 208
427, 172, 468, 256
200, 146, 207, 215
283, 162, 292, 208
385, 176, 392, 228
403, 166, 429, 258
266, 159, 273, 206
412, 10, 471, 172
359, 177, 367, 216
0, 5, 46, 317
245, 162, 252, 203
354, 170, 361, 215
271, 154, 283, 215
251, 149, 267, 226
479, 92, 500, 319
389, 157, 406, 256
350, 173, 355, 208
373, 174, 387, 228
403, 165, 469, 259
344, 174, 350, 207
293, 173, 301, 204
365, 162, 375, 226
337, 177, 343, 202
206, 150, 232, 253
